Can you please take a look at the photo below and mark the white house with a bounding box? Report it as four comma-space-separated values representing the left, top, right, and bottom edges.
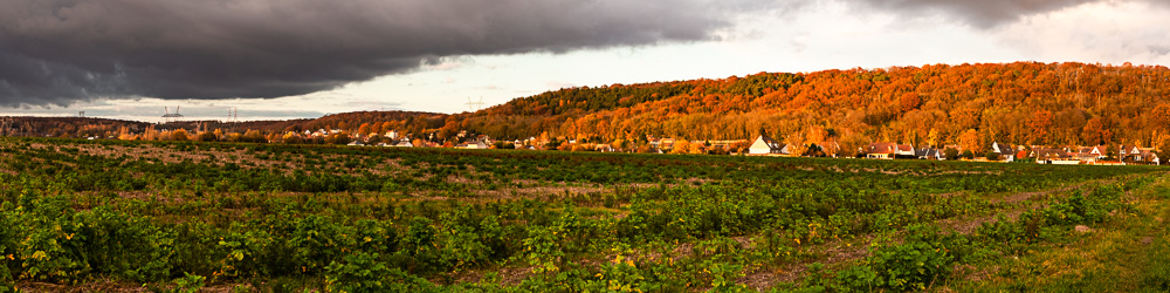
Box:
866, 142, 914, 159
393, 138, 413, 147
1089, 145, 1108, 159
990, 142, 1016, 162
456, 140, 488, 149
748, 135, 785, 155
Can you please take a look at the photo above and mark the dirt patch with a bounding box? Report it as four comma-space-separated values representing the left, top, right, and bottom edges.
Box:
451, 265, 535, 287
738, 236, 872, 291
954, 264, 999, 282
943, 179, 1115, 235
992, 181, 1092, 204
19, 280, 146, 292
18, 280, 253, 293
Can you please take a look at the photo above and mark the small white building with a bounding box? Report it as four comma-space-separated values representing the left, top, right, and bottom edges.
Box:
748, 135, 785, 155
456, 140, 488, 149
990, 142, 1016, 162
394, 139, 414, 148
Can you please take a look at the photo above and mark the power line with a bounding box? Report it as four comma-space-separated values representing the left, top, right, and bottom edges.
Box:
465, 97, 485, 111
162, 106, 184, 123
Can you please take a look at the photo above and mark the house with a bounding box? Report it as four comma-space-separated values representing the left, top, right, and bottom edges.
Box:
748, 135, 785, 155
595, 144, 616, 152
1067, 146, 1102, 163
456, 140, 488, 149
866, 143, 896, 159
811, 141, 842, 157
650, 138, 676, 153
866, 142, 914, 159
1118, 145, 1158, 164
989, 142, 1016, 162
347, 141, 364, 146
393, 138, 413, 147
1119, 145, 1141, 158
385, 130, 399, 139
1033, 148, 1078, 164
915, 147, 945, 160
1131, 148, 1160, 165
1090, 145, 1109, 159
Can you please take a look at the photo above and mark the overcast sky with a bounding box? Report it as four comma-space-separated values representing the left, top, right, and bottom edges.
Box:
2, 0, 1169, 122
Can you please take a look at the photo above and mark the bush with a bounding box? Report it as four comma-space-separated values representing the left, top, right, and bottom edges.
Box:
15, 204, 174, 283
286, 215, 355, 273
944, 148, 960, 160
76, 207, 175, 282
986, 151, 1001, 161
400, 217, 445, 273
0, 209, 15, 285
170, 272, 205, 293
324, 252, 434, 293
868, 241, 953, 291
838, 226, 956, 291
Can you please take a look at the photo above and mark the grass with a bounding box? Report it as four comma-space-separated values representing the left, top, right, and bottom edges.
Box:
948, 176, 1170, 292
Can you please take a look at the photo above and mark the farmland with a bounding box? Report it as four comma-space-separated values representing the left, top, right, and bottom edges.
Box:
0, 137, 1168, 292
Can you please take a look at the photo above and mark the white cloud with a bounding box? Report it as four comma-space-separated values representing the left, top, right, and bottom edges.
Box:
995, 1, 1170, 64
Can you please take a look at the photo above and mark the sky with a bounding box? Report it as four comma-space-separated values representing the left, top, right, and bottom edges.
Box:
2, 0, 1169, 122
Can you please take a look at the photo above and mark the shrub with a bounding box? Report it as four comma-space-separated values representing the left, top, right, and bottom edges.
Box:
170, 272, 205, 293
0, 209, 15, 285
838, 226, 957, 291
324, 252, 434, 293
523, 226, 564, 274
286, 215, 355, 273
944, 148, 960, 160
76, 207, 176, 282
867, 240, 953, 291
986, 151, 1001, 161
400, 217, 445, 273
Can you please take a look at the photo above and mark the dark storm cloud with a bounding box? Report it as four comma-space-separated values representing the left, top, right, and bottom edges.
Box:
0, 0, 778, 106
856, 0, 1100, 28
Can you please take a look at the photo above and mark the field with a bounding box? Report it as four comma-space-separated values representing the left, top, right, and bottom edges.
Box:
0, 137, 1168, 292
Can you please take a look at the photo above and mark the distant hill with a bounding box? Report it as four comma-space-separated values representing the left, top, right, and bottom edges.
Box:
162, 111, 446, 133
0, 116, 151, 138
0, 111, 445, 138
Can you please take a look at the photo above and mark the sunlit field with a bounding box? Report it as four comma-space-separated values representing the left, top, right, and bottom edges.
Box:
0, 137, 1167, 292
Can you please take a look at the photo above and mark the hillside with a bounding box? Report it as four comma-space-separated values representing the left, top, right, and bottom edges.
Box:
454, 62, 1170, 151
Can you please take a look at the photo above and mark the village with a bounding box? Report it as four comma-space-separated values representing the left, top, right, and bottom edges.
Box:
19, 117, 1160, 166
306, 126, 1162, 166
